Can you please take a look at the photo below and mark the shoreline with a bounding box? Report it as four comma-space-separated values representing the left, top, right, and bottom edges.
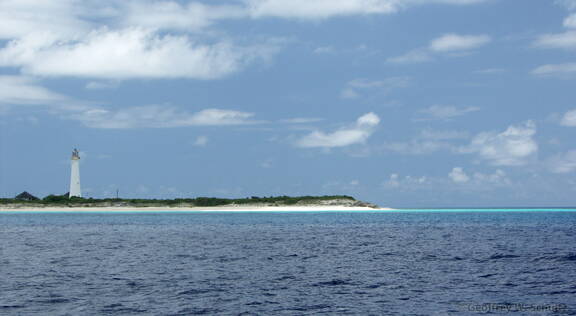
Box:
0, 206, 395, 212
2, 206, 575, 213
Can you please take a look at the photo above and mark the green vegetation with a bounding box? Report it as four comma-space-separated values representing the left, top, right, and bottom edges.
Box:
0, 194, 359, 208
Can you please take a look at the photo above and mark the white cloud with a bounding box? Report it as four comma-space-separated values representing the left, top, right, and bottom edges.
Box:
383, 140, 454, 155
565, 13, 576, 28
71, 106, 257, 129
245, 0, 487, 20
0, 0, 492, 41
472, 169, 510, 185
0, 0, 490, 81
474, 68, 506, 74
0, 76, 67, 106
386, 49, 432, 64
387, 33, 490, 64
449, 167, 470, 183
449, 167, 511, 186
417, 105, 480, 120
382, 129, 468, 155
0, 28, 277, 80
532, 63, 576, 77
340, 88, 360, 99
547, 150, 576, 173
0, 0, 91, 40
429, 33, 491, 52
313, 46, 336, 54
561, 109, 576, 126
295, 112, 380, 148
382, 173, 427, 189
260, 159, 273, 168
384, 174, 401, 188
193, 135, 209, 146
122, 1, 245, 32
384, 168, 511, 193
556, 0, 576, 11
460, 121, 538, 166
534, 31, 576, 50
340, 77, 410, 99
245, 0, 400, 19
85, 81, 119, 90
187, 108, 257, 126
435, 0, 487, 3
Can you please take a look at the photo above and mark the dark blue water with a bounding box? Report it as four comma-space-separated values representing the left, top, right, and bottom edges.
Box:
1, 210, 575, 315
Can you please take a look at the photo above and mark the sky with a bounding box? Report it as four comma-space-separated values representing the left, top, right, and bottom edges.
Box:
0, 0, 575, 208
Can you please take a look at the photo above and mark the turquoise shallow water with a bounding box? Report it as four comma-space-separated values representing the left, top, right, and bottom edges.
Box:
1, 210, 575, 315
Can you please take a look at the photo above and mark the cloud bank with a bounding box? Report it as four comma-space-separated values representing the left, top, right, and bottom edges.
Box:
0, 28, 277, 80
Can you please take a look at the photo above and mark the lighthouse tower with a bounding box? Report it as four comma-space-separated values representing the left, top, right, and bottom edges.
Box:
69, 148, 82, 198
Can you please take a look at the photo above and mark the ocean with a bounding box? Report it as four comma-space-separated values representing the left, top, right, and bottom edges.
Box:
0, 210, 575, 315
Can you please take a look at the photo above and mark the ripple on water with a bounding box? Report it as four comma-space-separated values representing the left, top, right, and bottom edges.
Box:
0, 211, 575, 315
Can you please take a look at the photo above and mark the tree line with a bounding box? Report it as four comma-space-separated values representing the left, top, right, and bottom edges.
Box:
1, 194, 356, 207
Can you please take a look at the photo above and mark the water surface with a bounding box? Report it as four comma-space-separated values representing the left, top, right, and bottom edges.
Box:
1, 210, 575, 315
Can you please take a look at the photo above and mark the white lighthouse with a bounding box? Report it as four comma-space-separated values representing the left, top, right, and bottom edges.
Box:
69, 148, 82, 198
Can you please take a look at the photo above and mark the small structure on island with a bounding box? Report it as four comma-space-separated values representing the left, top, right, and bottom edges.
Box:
15, 191, 39, 201
69, 148, 82, 198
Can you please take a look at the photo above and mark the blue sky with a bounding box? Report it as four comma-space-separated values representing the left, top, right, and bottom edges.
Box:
1, 0, 576, 207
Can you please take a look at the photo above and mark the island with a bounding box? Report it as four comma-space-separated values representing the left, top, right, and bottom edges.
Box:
0, 193, 391, 212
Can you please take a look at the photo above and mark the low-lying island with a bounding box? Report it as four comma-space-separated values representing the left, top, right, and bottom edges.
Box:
1, 195, 393, 212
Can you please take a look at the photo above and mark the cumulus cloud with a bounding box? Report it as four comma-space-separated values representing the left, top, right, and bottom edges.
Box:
532, 63, 576, 77
449, 167, 470, 183
0, 28, 277, 80
429, 33, 491, 52
340, 77, 410, 99
71, 106, 257, 128
460, 121, 538, 166
449, 167, 511, 186
387, 33, 491, 64
547, 150, 576, 173
0, 0, 491, 80
295, 112, 380, 148
560, 109, 576, 126
417, 105, 480, 121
